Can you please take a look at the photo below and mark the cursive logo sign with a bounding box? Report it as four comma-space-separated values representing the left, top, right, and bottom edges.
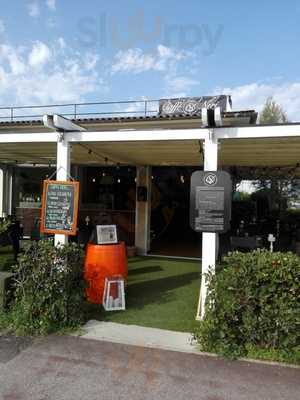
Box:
159, 96, 229, 116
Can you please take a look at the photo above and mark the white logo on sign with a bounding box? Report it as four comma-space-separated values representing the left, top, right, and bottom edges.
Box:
204, 173, 217, 185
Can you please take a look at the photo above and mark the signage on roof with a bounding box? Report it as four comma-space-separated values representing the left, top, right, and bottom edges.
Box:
159, 95, 230, 116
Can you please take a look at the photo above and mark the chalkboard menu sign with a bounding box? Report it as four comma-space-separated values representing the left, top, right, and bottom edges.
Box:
190, 171, 232, 233
40, 180, 80, 235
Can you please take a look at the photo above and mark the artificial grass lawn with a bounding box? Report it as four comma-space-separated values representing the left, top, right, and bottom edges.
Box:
85, 256, 201, 333
0, 248, 298, 365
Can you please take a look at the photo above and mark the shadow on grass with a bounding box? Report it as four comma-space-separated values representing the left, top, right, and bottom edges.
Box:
129, 265, 163, 275
126, 272, 199, 308
127, 257, 158, 264
85, 271, 200, 321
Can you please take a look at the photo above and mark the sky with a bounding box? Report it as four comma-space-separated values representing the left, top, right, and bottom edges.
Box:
1, 1, 300, 119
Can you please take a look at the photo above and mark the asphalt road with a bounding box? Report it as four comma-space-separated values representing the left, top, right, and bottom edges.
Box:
0, 335, 299, 400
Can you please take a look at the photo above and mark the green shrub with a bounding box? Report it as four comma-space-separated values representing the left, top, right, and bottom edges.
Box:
0, 218, 11, 234
8, 240, 85, 335
195, 250, 300, 361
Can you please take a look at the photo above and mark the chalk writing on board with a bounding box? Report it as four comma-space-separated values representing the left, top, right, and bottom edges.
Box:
40, 180, 79, 236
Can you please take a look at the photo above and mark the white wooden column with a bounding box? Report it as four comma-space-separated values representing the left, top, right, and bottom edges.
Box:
54, 136, 70, 246
199, 133, 218, 319
0, 166, 13, 217
135, 166, 152, 255
6, 167, 13, 216
0, 167, 4, 217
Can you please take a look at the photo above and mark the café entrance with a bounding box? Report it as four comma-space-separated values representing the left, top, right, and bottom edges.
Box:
2, 97, 300, 318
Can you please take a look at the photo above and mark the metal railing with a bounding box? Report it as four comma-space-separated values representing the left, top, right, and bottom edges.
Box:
0, 99, 160, 122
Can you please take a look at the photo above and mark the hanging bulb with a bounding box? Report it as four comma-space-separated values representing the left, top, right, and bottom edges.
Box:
134, 177, 137, 183
92, 178, 96, 183
180, 175, 185, 184
117, 178, 121, 183
102, 172, 106, 177
151, 175, 154, 180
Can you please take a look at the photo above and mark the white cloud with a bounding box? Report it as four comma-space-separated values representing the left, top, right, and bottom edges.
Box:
165, 76, 199, 92
46, 0, 56, 10
0, 38, 104, 105
157, 45, 185, 61
216, 81, 300, 121
111, 44, 198, 98
84, 53, 99, 71
28, 41, 51, 67
28, 1, 40, 18
46, 18, 58, 29
0, 20, 5, 34
111, 45, 188, 74
112, 48, 158, 74
57, 37, 66, 49
0, 44, 26, 75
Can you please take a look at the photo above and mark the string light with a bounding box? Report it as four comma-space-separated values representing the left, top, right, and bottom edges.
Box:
78, 143, 118, 165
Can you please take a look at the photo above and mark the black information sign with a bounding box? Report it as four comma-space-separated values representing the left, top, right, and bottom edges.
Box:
190, 171, 232, 233
40, 180, 79, 235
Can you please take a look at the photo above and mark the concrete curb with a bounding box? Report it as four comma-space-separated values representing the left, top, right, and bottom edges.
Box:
74, 320, 300, 370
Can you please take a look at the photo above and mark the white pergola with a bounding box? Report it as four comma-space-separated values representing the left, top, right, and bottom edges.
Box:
1, 115, 300, 318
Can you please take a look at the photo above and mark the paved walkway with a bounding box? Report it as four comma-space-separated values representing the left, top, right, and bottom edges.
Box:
0, 335, 299, 400
79, 320, 198, 353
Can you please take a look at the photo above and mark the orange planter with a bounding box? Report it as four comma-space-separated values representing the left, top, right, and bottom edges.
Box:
84, 242, 128, 304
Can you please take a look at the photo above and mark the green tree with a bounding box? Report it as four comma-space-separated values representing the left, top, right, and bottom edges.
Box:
257, 99, 300, 234
259, 97, 288, 124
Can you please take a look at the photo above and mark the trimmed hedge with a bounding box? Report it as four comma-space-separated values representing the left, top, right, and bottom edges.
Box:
195, 250, 300, 360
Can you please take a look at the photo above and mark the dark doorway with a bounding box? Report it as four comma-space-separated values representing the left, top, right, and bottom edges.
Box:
150, 166, 201, 258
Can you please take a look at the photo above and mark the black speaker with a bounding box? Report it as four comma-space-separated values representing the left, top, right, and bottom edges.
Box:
137, 186, 148, 202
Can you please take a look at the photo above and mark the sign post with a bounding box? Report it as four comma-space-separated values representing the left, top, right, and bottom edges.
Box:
190, 169, 232, 320
40, 180, 80, 238
268, 234, 276, 252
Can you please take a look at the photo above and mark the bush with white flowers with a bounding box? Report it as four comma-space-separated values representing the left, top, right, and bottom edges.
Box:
9, 240, 85, 335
